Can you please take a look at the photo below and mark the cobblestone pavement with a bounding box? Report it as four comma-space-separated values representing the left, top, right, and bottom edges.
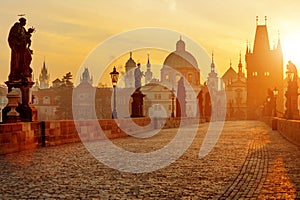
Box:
0, 121, 300, 199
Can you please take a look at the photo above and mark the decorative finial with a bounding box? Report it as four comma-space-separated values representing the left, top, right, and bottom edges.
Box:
147, 53, 150, 65
256, 16, 258, 25
239, 51, 241, 63
265, 16, 267, 25
130, 52, 132, 59
212, 51, 214, 61
230, 59, 232, 67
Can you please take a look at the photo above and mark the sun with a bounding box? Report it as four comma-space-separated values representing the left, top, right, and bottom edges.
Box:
281, 32, 300, 73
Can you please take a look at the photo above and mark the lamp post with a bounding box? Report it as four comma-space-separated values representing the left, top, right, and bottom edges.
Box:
273, 87, 278, 117
171, 88, 175, 118
110, 66, 119, 119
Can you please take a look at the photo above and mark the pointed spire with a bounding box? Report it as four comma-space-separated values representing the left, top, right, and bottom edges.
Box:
210, 51, 215, 72
230, 59, 232, 68
277, 30, 282, 50
145, 53, 153, 84
130, 52, 132, 59
238, 52, 243, 72
265, 16, 267, 25
147, 53, 151, 69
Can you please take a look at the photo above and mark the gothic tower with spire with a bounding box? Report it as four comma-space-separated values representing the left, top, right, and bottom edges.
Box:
145, 54, 153, 84
39, 59, 50, 89
207, 52, 218, 91
245, 16, 283, 119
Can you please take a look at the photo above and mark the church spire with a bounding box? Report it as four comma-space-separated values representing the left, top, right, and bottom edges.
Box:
277, 30, 282, 50
145, 53, 153, 84
39, 57, 50, 89
147, 53, 150, 68
265, 16, 267, 25
210, 51, 215, 72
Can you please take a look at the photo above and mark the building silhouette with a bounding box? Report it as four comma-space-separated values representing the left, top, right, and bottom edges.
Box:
39, 59, 50, 89
246, 16, 283, 119
222, 55, 247, 119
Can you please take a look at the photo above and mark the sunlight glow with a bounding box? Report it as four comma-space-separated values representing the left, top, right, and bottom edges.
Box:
282, 32, 300, 73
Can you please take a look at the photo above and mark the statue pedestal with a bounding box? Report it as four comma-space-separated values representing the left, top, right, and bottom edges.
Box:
3, 78, 37, 122
131, 89, 145, 118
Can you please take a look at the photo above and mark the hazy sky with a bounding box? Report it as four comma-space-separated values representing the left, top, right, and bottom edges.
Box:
1, 0, 300, 86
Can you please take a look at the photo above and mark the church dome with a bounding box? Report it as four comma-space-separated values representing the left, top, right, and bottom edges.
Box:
163, 38, 198, 69
125, 52, 136, 70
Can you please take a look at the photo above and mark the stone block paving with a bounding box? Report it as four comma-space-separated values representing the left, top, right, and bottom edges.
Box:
0, 121, 299, 199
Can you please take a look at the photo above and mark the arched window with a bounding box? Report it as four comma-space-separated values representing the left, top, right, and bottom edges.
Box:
43, 96, 50, 104
188, 74, 193, 83
33, 97, 39, 104
165, 74, 169, 80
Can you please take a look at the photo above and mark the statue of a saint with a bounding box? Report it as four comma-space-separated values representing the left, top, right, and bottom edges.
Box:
8, 17, 34, 80
134, 63, 144, 89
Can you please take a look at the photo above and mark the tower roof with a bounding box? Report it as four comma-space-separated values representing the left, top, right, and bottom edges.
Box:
253, 17, 270, 53
176, 36, 185, 52
222, 61, 237, 80
125, 52, 136, 70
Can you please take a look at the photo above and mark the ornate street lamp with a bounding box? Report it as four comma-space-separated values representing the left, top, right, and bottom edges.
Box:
273, 87, 278, 117
110, 67, 119, 119
171, 88, 175, 118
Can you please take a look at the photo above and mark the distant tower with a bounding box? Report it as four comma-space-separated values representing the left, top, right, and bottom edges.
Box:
145, 54, 153, 84
246, 16, 283, 119
124, 52, 136, 88
39, 59, 50, 89
237, 53, 245, 80
80, 67, 93, 85
207, 52, 218, 91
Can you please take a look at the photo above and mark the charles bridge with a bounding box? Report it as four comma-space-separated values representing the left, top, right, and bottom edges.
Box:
0, 118, 300, 199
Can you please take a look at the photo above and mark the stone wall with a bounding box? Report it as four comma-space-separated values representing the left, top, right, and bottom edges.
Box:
0, 117, 200, 154
277, 118, 300, 146
0, 122, 40, 154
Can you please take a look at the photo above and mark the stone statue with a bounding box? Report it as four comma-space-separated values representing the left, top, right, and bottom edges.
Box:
134, 63, 144, 89
8, 17, 34, 80
286, 61, 298, 84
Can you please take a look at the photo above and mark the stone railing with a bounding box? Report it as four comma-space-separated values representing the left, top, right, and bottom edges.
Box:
276, 118, 300, 146
0, 122, 40, 154
0, 117, 200, 154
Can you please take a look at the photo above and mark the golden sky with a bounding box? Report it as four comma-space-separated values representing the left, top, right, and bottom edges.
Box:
1, 0, 300, 87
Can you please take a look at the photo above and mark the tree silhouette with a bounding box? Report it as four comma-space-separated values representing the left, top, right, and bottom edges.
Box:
55, 72, 74, 120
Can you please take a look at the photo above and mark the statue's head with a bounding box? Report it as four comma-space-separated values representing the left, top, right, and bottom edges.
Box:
19, 17, 26, 26
137, 63, 141, 68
